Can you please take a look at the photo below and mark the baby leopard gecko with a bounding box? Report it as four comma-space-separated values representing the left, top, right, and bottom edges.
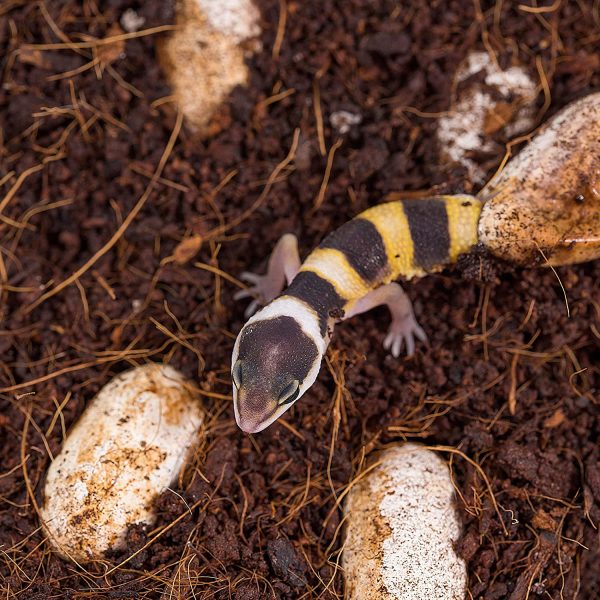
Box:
231, 196, 482, 433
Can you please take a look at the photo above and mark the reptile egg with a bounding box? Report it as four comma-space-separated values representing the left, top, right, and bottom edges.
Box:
40, 364, 203, 562
342, 444, 467, 600
159, 0, 261, 132
437, 51, 537, 184
478, 92, 600, 266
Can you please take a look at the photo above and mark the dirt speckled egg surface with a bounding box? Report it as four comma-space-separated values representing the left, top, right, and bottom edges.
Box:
478, 92, 600, 266
342, 444, 466, 600
40, 364, 203, 562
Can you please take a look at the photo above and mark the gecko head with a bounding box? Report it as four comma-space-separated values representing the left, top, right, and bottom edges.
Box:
231, 303, 325, 434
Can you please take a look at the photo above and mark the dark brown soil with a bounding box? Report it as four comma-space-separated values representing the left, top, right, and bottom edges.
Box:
1, 1, 599, 599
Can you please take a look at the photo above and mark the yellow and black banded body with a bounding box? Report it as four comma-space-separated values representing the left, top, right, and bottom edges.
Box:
284, 196, 482, 333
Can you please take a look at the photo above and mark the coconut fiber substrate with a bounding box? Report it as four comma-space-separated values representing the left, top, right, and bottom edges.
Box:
0, 1, 599, 599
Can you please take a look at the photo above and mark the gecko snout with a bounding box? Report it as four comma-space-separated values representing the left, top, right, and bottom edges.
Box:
234, 388, 278, 434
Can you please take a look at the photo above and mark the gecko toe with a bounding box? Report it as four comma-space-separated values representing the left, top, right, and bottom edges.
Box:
240, 271, 262, 284
244, 299, 260, 318
233, 289, 252, 301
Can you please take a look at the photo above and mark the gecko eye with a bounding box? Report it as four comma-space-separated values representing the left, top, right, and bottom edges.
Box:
232, 360, 243, 389
278, 380, 300, 405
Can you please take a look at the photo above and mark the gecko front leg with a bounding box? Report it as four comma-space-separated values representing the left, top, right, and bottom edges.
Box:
234, 233, 301, 317
344, 282, 427, 357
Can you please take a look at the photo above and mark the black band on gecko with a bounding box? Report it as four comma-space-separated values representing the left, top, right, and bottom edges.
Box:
402, 198, 450, 271
285, 271, 346, 335
319, 218, 389, 282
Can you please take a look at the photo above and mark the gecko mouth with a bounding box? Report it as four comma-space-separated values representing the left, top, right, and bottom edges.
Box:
238, 419, 269, 434
233, 392, 280, 434
236, 409, 280, 434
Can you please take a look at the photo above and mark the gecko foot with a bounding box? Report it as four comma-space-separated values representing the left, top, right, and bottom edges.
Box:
233, 271, 283, 318
233, 234, 300, 318
383, 313, 428, 358
234, 234, 300, 319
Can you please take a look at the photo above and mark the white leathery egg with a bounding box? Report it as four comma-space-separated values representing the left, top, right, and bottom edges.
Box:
343, 444, 467, 600
159, 0, 261, 132
478, 92, 600, 266
41, 364, 203, 562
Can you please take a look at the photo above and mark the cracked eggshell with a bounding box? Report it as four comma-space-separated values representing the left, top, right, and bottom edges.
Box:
437, 51, 537, 184
40, 364, 203, 562
478, 92, 600, 266
159, 0, 261, 133
343, 444, 467, 600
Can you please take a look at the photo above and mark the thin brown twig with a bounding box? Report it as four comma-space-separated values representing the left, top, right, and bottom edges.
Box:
21, 24, 177, 51
129, 163, 189, 192
519, 0, 561, 12
313, 80, 326, 156
19, 406, 42, 520
92, 270, 116, 300
0, 154, 65, 215
0, 171, 15, 187
39, 1, 88, 57
272, 0, 287, 60
535, 55, 552, 121
46, 57, 100, 81
193, 262, 246, 289
150, 317, 206, 374
508, 353, 519, 415
478, 131, 535, 199
535, 242, 570, 317
430, 445, 509, 535
0, 343, 169, 394
313, 138, 342, 211
206, 128, 300, 240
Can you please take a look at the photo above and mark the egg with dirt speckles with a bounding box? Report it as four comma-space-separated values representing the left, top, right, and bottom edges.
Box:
40, 364, 203, 562
159, 0, 261, 133
478, 92, 600, 266
342, 444, 467, 600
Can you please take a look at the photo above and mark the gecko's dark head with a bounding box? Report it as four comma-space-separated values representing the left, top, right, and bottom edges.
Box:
231, 299, 325, 434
